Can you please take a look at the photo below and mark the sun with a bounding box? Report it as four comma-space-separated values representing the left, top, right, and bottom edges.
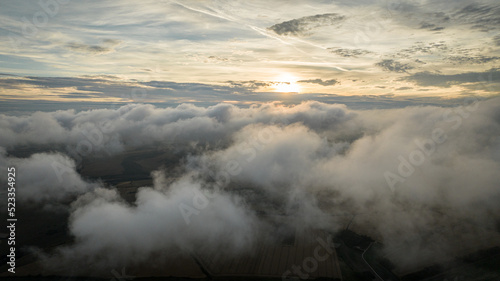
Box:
273, 74, 300, 93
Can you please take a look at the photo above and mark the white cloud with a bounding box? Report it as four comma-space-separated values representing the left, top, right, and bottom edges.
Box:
0, 151, 98, 204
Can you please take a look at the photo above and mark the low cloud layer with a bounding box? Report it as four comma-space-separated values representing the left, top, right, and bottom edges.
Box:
42, 175, 259, 273
1, 98, 500, 273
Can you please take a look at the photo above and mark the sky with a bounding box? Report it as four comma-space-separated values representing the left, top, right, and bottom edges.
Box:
0, 0, 499, 112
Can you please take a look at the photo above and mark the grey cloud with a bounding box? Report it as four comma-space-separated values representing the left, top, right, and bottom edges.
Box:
102, 38, 122, 45
0, 76, 118, 89
0, 76, 259, 103
389, 2, 498, 33
58, 92, 97, 99
453, 3, 500, 32
494, 35, 500, 46
226, 80, 273, 89
376, 59, 414, 73
394, 41, 497, 66
65, 39, 122, 55
419, 21, 444, 31
401, 68, 500, 88
394, 42, 448, 58
447, 55, 500, 64
431, 12, 450, 22
1, 94, 481, 116
328, 47, 372, 58
268, 13, 345, 36
298, 78, 339, 86
3, 76, 479, 112
206, 55, 229, 63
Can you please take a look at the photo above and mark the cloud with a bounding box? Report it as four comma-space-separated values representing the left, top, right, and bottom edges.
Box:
298, 78, 339, 86
453, 3, 500, 32
268, 13, 345, 36
0, 102, 355, 157
66, 43, 111, 54
40, 173, 260, 273
401, 68, 500, 88
65, 39, 122, 55
394, 42, 448, 58
190, 97, 500, 270
102, 39, 122, 45
3, 98, 500, 273
205, 55, 229, 63
0, 76, 122, 90
2, 75, 483, 113
376, 59, 414, 73
226, 80, 273, 89
419, 21, 444, 31
494, 35, 500, 46
0, 151, 98, 204
328, 48, 372, 58
447, 55, 500, 64
0, 76, 258, 103
57, 92, 98, 99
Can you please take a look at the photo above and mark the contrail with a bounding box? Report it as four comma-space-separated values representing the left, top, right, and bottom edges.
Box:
170, 1, 347, 72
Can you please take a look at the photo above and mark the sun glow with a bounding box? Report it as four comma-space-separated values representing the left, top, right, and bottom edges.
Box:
273, 74, 300, 93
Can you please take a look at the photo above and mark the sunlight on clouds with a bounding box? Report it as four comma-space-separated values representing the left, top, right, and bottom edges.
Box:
0, 0, 499, 104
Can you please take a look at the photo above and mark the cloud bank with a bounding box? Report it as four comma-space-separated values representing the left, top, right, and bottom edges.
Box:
1, 98, 500, 273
